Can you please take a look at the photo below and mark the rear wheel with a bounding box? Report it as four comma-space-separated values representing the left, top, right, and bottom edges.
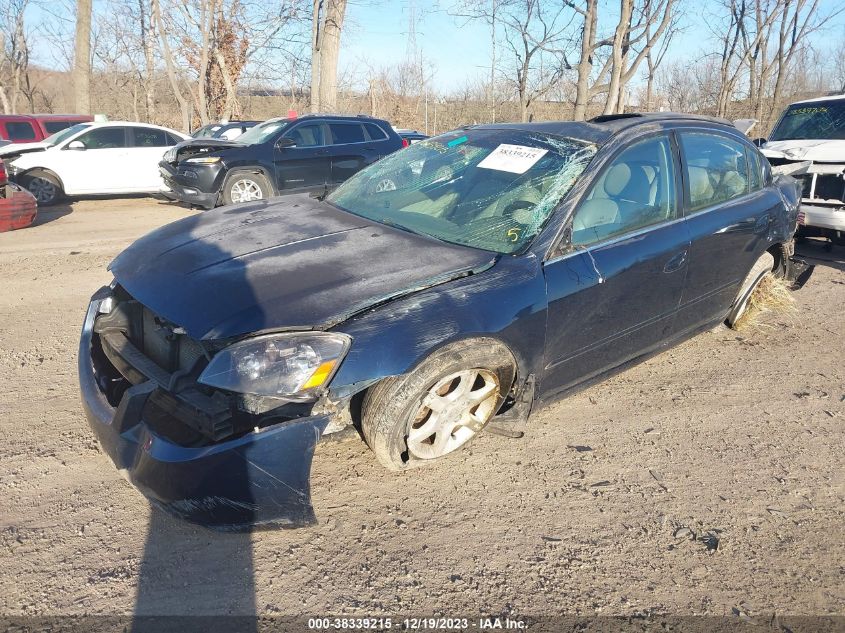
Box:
726, 251, 775, 328
361, 339, 515, 470
20, 171, 63, 206
222, 171, 272, 205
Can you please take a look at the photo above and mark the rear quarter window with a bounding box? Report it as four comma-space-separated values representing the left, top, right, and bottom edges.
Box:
363, 122, 388, 141
745, 147, 763, 191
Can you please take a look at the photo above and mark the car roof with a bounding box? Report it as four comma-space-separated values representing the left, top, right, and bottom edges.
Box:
262, 113, 389, 125
0, 113, 91, 121
787, 93, 845, 106
472, 112, 739, 145
71, 121, 186, 134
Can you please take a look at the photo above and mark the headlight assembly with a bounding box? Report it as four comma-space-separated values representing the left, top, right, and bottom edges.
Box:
185, 156, 221, 164
198, 332, 351, 398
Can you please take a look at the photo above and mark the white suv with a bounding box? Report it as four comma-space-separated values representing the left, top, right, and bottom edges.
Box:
760, 94, 845, 246
0, 121, 189, 205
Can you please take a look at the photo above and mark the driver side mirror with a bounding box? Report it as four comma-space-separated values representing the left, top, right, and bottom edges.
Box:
67, 140, 86, 151
275, 137, 296, 149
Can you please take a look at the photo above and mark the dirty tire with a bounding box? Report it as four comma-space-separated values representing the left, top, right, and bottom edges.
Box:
361, 339, 516, 471
726, 251, 775, 328
19, 171, 63, 206
222, 171, 272, 205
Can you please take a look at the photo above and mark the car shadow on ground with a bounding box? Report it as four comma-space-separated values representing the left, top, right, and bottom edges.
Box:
795, 238, 845, 273
124, 209, 259, 630
30, 203, 73, 227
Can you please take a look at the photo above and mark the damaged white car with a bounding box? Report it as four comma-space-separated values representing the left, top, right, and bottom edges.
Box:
759, 94, 845, 246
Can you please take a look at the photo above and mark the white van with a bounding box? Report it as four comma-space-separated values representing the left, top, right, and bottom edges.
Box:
761, 94, 845, 245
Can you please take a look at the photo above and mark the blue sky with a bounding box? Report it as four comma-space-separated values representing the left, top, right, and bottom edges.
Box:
340, 0, 845, 91
25, 0, 845, 92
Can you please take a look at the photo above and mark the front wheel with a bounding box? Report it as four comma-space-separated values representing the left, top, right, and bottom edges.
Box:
361, 339, 515, 470
222, 171, 272, 205
20, 171, 63, 206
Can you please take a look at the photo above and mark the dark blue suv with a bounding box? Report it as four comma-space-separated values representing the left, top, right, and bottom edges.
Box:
159, 113, 404, 208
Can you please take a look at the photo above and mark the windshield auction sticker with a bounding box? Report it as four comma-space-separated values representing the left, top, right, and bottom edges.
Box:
478, 144, 548, 174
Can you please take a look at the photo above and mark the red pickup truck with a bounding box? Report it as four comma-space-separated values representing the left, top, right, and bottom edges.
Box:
0, 114, 94, 144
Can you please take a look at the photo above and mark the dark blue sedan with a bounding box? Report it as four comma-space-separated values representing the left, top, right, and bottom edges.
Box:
79, 113, 805, 530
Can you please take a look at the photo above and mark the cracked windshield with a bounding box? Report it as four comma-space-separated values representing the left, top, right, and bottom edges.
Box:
327, 129, 597, 254
770, 100, 845, 140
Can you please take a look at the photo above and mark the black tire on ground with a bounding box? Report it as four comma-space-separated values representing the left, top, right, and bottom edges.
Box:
726, 251, 775, 328
361, 338, 516, 471
221, 171, 273, 206
19, 171, 63, 206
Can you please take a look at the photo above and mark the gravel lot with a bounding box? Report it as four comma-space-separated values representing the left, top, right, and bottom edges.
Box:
0, 197, 843, 619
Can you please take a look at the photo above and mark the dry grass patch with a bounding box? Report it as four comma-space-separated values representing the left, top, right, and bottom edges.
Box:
735, 273, 798, 331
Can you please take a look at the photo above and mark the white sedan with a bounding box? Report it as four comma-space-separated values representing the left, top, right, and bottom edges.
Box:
0, 122, 189, 205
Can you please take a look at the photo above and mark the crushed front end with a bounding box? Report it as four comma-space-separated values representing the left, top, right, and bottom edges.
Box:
78, 285, 353, 531
768, 157, 845, 245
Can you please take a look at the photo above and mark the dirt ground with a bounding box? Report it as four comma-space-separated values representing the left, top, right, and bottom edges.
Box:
0, 197, 843, 620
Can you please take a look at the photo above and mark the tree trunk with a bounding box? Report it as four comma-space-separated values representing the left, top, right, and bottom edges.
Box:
153, 0, 192, 132
318, 0, 346, 112
603, 0, 633, 115
73, 0, 93, 114
310, 0, 322, 112
140, 0, 155, 122
573, 0, 598, 121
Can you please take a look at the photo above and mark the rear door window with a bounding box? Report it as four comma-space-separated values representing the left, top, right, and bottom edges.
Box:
43, 121, 73, 134
329, 123, 366, 144
679, 132, 750, 211
6, 122, 36, 141
131, 127, 169, 147
76, 127, 128, 149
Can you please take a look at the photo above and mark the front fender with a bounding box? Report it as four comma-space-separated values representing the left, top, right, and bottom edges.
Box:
328, 254, 548, 394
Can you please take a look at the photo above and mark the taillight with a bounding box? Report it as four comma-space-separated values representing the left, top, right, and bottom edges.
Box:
0, 160, 6, 187
401, 138, 409, 148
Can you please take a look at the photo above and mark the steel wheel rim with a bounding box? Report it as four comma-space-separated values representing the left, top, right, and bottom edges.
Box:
374, 178, 396, 192
230, 179, 263, 203
407, 368, 500, 460
28, 177, 56, 203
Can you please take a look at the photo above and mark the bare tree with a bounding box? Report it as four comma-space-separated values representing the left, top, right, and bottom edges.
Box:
0, 0, 33, 114
74, 0, 93, 113
310, 0, 346, 112
498, 0, 573, 122
139, 0, 156, 121
570, 0, 678, 118
451, 0, 509, 122
153, 0, 192, 130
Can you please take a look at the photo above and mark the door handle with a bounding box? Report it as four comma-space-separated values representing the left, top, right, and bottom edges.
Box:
663, 249, 688, 274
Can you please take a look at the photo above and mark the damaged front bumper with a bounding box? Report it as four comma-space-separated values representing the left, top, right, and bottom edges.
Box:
79, 291, 331, 531
158, 160, 220, 209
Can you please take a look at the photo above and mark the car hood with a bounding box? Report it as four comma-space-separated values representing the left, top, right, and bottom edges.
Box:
165, 137, 244, 163
109, 194, 497, 340
0, 142, 50, 161
762, 139, 845, 162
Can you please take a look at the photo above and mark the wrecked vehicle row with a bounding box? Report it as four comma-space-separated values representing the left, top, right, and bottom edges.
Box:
760, 94, 845, 246
79, 113, 809, 530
